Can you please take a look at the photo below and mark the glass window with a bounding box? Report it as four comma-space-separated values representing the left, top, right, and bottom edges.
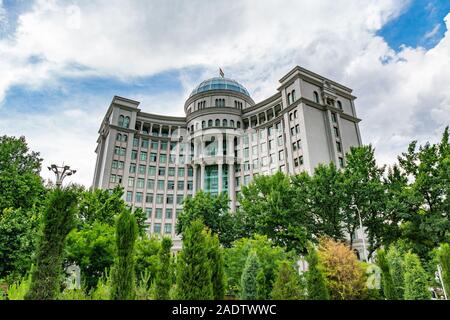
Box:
166, 194, 174, 204
151, 141, 159, 149
145, 193, 153, 203
128, 177, 135, 187
118, 161, 124, 169
135, 192, 143, 202
158, 167, 166, 176
177, 181, 184, 190
126, 191, 133, 202
140, 151, 147, 161
112, 160, 118, 169
148, 166, 156, 176
157, 180, 165, 190
150, 152, 157, 162
145, 207, 152, 218
252, 145, 258, 156
177, 195, 184, 205
133, 137, 139, 148
139, 165, 146, 174
161, 141, 168, 151
169, 154, 176, 164
331, 112, 337, 123
168, 167, 175, 176
147, 179, 155, 189
141, 139, 149, 148
188, 167, 193, 177
339, 157, 344, 168
137, 178, 145, 189
109, 174, 116, 183
334, 127, 340, 137
244, 175, 250, 185
131, 150, 137, 160
336, 141, 342, 152
164, 223, 172, 234
178, 167, 185, 177
243, 148, 249, 158
156, 194, 164, 204
279, 150, 284, 161
261, 142, 267, 153
168, 180, 175, 190
159, 154, 167, 163
166, 209, 173, 219
277, 136, 283, 146
187, 181, 193, 190
153, 223, 161, 234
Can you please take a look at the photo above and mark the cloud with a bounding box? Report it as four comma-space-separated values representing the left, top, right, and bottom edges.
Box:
424, 23, 440, 39
0, 0, 449, 186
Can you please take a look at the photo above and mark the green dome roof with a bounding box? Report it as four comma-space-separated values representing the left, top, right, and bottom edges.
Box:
190, 77, 250, 97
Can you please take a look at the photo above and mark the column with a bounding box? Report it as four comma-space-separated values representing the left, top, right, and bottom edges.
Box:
200, 163, 205, 190
218, 162, 223, 193
229, 163, 236, 212
193, 164, 198, 194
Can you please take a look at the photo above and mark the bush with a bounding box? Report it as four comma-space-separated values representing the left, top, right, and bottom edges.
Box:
271, 261, 304, 300
305, 245, 329, 300
435, 243, 450, 296
7, 273, 32, 300
58, 289, 89, 300
90, 270, 112, 300
403, 252, 431, 300
386, 245, 405, 299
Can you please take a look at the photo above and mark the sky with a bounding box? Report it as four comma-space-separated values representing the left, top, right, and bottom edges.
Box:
0, 0, 449, 187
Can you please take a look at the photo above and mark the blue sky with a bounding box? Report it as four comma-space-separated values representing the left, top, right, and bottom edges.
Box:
0, 0, 449, 186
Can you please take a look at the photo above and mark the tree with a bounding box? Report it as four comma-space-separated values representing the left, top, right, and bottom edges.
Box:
134, 236, 161, 288
0, 135, 45, 213
239, 172, 310, 254
26, 187, 78, 300
65, 222, 115, 290
271, 261, 304, 300
224, 235, 294, 298
317, 238, 367, 300
435, 243, 450, 297
0, 208, 39, 280
305, 245, 329, 300
240, 251, 261, 300
403, 252, 431, 300
341, 145, 386, 256
110, 208, 138, 300
176, 191, 236, 247
207, 232, 226, 300
155, 237, 173, 300
176, 219, 213, 300
256, 269, 267, 300
386, 245, 405, 299
375, 248, 396, 299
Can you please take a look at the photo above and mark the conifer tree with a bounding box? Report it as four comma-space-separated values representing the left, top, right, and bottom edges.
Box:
386, 245, 405, 299
271, 261, 304, 300
176, 219, 213, 300
110, 208, 138, 300
376, 248, 396, 299
240, 251, 261, 300
26, 187, 78, 300
256, 269, 267, 300
155, 237, 173, 300
207, 232, 225, 300
403, 252, 431, 300
305, 246, 329, 300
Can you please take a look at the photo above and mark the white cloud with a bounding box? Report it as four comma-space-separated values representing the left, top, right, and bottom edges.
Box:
0, 0, 449, 186
424, 23, 441, 39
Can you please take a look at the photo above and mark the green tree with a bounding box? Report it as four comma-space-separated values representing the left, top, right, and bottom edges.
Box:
207, 232, 226, 300
176, 191, 236, 247
65, 222, 115, 290
375, 248, 396, 299
239, 172, 310, 254
134, 236, 161, 287
110, 208, 138, 300
271, 260, 304, 300
176, 219, 213, 300
0, 208, 39, 280
305, 245, 329, 300
386, 245, 405, 299
0, 135, 45, 213
26, 187, 78, 300
155, 237, 173, 300
435, 243, 450, 297
403, 252, 431, 300
256, 269, 267, 300
240, 251, 261, 300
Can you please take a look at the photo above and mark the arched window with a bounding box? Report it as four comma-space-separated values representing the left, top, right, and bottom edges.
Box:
230, 120, 235, 127
294, 110, 297, 119
116, 133, 122, 141
118, 115, 124, 127
289, 113, 293, 121
215, 119, 220, 127
291, 90, 296, 102
313, 91, 319, 103
223, 119, 228, 127
191, 125, 194, 132
123, 134, 128, 142
202, 121, 206, 129
208, 119, 213, 127
237, 121, 241, 128
123, 116, 130, 128
337, 101, 343, 110
215, 99, 218, 107
287, 93, 291, 104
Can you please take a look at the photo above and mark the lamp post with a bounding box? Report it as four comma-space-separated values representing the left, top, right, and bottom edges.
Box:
47, 164, 76, 188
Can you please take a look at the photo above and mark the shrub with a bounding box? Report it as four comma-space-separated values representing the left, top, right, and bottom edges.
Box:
271, 261, 304, 300
305, 245, 329, 300
403, 252, 431, 300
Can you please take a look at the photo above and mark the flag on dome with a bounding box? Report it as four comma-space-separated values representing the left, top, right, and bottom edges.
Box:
219, 68, 224, 78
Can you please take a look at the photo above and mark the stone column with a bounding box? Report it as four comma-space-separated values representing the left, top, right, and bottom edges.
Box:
193, 164, 197, 194
200, 163, 205, 190
229, 163, 236, 212
218, 161, 223, 194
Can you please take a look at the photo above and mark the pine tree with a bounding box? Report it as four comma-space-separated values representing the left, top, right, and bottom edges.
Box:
376, 248, 396, 299
240, 251, 261, 300
305, 246, 329, 300
403, 252, 431, 300
436, 243, 450, 297
110, 208, 138, 300
176, 219, 213, 300
155, 237, 173, 300
26, 187, 78, 300
256, 269, 267, 300
386, 245, 405, 299
207, 232, 225, 300
271, 261, 304, 300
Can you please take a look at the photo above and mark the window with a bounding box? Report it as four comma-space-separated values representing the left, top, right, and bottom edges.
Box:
244, 175, 250, 185
160, 141, 167, 151
168, 167, 175, 176
188, 167, 193, 177
150, 152, 157, 162
140, 151, 147, 161
292, 142, 297, 151
237, 121, 241, 128
147, 179, 155, 189
164, 223, 172, 234
331, 112, 337, 123
169, 154, 176, 164
138, 165, 146, 174
118, 161, 124, 169
177, 195, 184, 205
243, 148, 249, 158
230, 120, 235, 127
114, 146, 120, 155
168, 180, 175, 190
131, 150, 137, 160
187, 181, 193, 190
153, 223, 161, 234
177, 181, 184, 190
299, 156, 304, 165
279, 150, 284, 161
223, 119, 228, 127
215, 119, 220, 127
252, 145, 258, 156
166, 209, 173, 219
128, 177, 134, 187
339, 157, 344, 168
334, 127, 340, 138
287, 93, 291, 104
155, 208, 163, 218
116, 133, 122, 141
145, 207, 152, 218
337, 101, 343, 110
141, 139, 149, 148
135, 192, 143, 203
112, 160, 118, 169
118, 115, 124, 127
278, 136, 283, 146
137, 178, 144, 189
294, 110, 298, 118
178, 167, 185, 177
158, 167, 166, 176
208, 119, 213, 127
157, 180, 165, 190
295, 124, 300, 134
290, 113, 294, 121
166, 195, 174, 204
261, 142, 267, 153
126, 191, 133, 202
291, 90, 296, 101
133, 137, 139, 148
313, 91, 319, 103
123, 116, 130, 128
291, 127, 295, 135
294, 158, 299, 167
170, 142, 177, 151
156, 194, 164, 204
159, 154, 167, 163
110, 174, 116, 183
252, 159, 258, 169
151, 141, 158, 149
336, 141, 342, 152
129, 163, 136, 173
148, 166, 156, 176
202, 121, 206, 129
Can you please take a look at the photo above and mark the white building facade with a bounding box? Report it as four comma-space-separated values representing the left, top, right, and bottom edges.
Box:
92, 66, 365, 255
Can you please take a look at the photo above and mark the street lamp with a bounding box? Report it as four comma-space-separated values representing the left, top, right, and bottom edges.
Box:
47, 164, 77, 188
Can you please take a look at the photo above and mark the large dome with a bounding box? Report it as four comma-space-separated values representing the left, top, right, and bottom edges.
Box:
190, 77, 250, 97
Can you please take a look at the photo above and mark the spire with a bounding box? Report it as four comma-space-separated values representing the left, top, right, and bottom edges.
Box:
219, 68, 224, 78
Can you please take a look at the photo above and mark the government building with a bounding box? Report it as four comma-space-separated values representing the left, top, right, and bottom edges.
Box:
92, 65, 365, 255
